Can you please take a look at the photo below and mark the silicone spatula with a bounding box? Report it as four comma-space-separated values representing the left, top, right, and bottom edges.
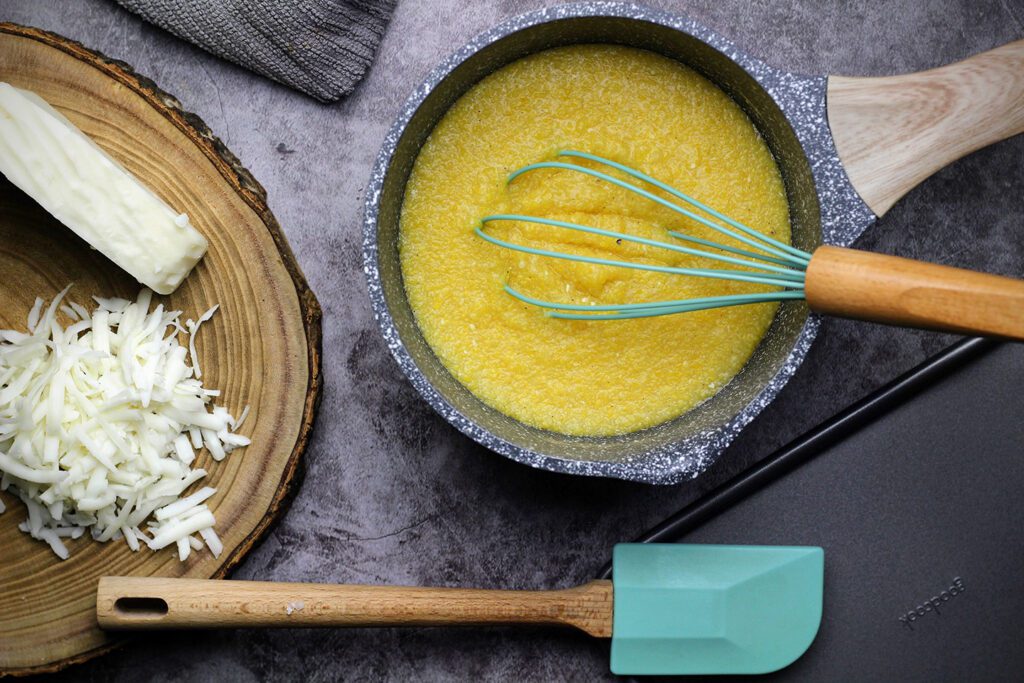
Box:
97, 543, 823, 676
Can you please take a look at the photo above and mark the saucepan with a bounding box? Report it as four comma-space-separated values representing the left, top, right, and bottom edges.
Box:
362, 3, 1023, 484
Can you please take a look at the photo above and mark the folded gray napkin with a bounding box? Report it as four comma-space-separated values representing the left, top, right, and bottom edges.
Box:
116, 0, 396, 102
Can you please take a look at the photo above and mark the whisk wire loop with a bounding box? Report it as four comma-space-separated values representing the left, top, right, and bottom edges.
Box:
504, 284, 805, 314
664, 231, 798, 269
474, 226, 805, 290
509, 159, 807, 267
480, 214, 805, 281
556, 150, 813, 266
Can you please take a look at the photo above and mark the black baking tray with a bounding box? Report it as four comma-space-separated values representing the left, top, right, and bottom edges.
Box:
604, 337, 1024, 680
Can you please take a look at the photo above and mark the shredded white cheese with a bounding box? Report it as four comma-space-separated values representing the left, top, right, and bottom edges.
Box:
0, 286, 249, 560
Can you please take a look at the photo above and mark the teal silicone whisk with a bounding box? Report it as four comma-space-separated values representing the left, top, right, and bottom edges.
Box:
475, 150, 1024, 340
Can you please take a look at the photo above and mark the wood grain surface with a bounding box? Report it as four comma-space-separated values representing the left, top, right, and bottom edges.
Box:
96, 577, 615, 637
805, 245, 1024, 340
0, 23, 322, 675
828, 39, 1024, 216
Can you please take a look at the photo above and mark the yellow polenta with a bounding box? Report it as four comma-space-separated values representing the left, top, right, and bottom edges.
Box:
399, 45, 791, 436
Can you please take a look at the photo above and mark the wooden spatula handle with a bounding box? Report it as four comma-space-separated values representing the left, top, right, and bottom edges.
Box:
805, 245, 1024, 340
828, 39, 1024, 216
96, 577, 613, 637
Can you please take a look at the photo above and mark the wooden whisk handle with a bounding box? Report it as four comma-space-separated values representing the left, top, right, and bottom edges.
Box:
96, 577, 613, 637
805, 245, 1024, 340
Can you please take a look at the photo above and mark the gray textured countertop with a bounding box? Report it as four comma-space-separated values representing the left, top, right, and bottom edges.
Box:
3, 0, 1023, 680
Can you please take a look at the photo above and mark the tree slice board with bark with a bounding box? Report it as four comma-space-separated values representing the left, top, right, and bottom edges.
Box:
0, 23, 322, 675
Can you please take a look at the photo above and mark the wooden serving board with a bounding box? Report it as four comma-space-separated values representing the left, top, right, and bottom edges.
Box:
0, 24, 322, 675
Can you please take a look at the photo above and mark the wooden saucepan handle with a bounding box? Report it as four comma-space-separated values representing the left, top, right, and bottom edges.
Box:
96, 577, 613, 637
827, 39, 1024, 216
805, 245, 1024, 340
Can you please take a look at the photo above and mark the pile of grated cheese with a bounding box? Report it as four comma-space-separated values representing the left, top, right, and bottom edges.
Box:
0, 286, 249, 561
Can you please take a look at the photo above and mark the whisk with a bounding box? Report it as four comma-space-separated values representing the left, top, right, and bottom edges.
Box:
476, 150, 1024, 340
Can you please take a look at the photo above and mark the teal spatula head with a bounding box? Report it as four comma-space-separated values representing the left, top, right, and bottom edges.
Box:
610, 543, 824, 675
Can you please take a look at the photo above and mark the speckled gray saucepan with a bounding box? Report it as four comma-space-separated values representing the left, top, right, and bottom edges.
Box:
362, 3, 1024, 484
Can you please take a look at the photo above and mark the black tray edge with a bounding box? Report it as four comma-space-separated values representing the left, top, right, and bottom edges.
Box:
598, 336, 998, 579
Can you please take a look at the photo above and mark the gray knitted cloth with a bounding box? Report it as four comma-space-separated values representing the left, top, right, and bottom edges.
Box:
116, 0, 396, 102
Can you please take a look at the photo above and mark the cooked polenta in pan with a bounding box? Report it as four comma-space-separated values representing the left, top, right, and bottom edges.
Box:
399, 45, 790, 436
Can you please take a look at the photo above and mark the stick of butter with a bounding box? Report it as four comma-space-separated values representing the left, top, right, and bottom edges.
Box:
0, 82, 207, 294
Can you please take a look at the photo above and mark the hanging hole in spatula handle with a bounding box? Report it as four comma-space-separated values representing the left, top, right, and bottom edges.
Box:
827, 39, 1024, 216
805, 245, 1024, 340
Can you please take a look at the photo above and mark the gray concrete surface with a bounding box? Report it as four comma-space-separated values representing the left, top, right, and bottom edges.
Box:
3, 0, 1023, 680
